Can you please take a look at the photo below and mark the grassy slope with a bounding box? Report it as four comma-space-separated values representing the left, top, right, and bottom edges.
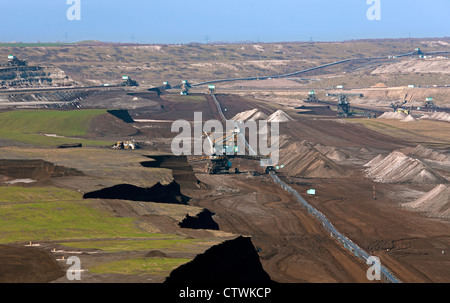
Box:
0, 186, 209, 275
0, 109, 112, 147
0, 187, 151, 243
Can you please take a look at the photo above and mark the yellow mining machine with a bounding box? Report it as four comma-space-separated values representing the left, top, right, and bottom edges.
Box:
111, 140, 140, 150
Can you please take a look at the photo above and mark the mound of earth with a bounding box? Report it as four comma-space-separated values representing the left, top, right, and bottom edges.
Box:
377, 112, 407, 120
0, 245, 65, 283
421, 112, 450, 122
267, 110, 293, 122
399, 145, 449, 162
0, 159, 84, 182
87, 112, 140, 137
164, 236, 272, 283
403, 184, 450, 218
232, 108, 267, 121
278, 139, 348, 178
371, 82, 388, 88
314, 143, 349, 162
364, 151, 446, 184
179, 208, 219, 230
400, 115, 417, 122
145, 250, 168, 258
83, 181, 190, 204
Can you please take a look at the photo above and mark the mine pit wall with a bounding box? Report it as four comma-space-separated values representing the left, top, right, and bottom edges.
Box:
6, 89, 96, 103
0, 66, 75, 88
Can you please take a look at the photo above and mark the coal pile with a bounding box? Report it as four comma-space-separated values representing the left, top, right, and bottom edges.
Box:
83, 181, 190, 204
164, 236, 272, 283
179, 208, 219, 230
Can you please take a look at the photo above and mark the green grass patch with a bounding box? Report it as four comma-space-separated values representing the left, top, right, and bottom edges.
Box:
0, 109, 112, 147
0, 129, 111, 147
62, 238, 206, 253
0, 187, 153, 244
89, 257, 191, 276
0, 109, 107, 137
0, 186, 81, 204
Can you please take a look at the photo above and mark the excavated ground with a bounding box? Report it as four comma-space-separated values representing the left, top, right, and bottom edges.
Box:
1, 90, 449, 283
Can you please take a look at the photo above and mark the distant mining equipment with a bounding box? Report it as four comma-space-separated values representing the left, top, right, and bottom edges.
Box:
163, 81, 171, 89
6, 55, 28, 67
121, 75, 139, 87
189, 129, 270, 175
111, 140, 140, 150
208, 84, 216, 94
391, 94, 414, 115
180, 80, 190, 95
304, 91, 319, 103
337, 96, 350, 118
326, 93, 363, 118
422, 97, 437, 112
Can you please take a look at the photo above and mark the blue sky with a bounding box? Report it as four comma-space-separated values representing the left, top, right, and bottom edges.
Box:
1, 0, 449, 43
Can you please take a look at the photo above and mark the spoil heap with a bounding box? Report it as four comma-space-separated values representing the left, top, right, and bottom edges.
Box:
403, 184, 450, 218
420, 112, 450, 122
399, 145, 449, 162
377, 112, 407, 120
232, 108, 267, 121
267, 110, 294, 122
364, 151, 446, 184
314, 143, 350, 162
278, 139, 347, 178
400, 115, 417, 122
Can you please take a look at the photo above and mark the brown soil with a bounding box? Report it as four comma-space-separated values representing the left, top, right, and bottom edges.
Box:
185, 173, 370, 282
87, 112, 140, 138
0, 244, 65, 283
0, 159, 84, 187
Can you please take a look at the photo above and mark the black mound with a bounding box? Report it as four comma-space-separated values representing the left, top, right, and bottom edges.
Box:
83, 181, 190, 204
179, 208, 219, 230
164, 236, 273, 283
